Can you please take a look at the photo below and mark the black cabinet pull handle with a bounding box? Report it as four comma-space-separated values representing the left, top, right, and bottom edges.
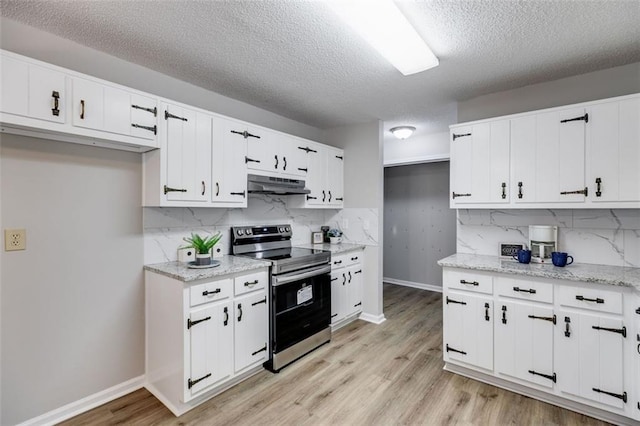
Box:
452, 192, 471, 199
251, 344, 267, 356
336, 197, 343, 201
348, 271, 352, 283
460, 279, 479, 286
518, 182, 523, 199
501, 182, 506, 199
230, 191, 246, 198
342, 274, 346, 285
298, 146, 317, 153
51, 91, 60, 116
298, 167, 308, 172
595, 178, 602, 197
502, 305, 507, 324
187, 316, 211, 329
513, 286, 536, 294
354, 302, 362, 307
231, 130, 260, 139
237, 303, 243, 322
528, 370, 556, 383
560, 187, 588, 196
636, 307, 640, 315
132, 104, 157, 116
576, 295, 604, 304
484, 303, 490, 321
334, 260, 342, 265
274, 155, 279, 169
331, 277, 338, 281
131, 123, 157, 135
164, 185, 187, 194
564, 316, 571, 337
80, 99, 85, 119
351, 257, 358, 261
283, 156, 287, 171
445, 344, 466, 355
306, 195, 317, 200
223, 306, 229, 326
560, 113, 588, 124
452, 132, 471, 141
354, 270, 362, 274
202, 288, 221, 296
244, 279, 259, 287
252, 297, 267, 306
335, 155, 343, 160
592, 388, 626, 402
446, 296, 466, 305
528, 314, 556, 324
164, 110, 188, 121
215, 182, 220, 197
322, 190, 326, 202
201, 181, 206, 196
188, 373, 211, 389
245, 156, 261, 164
331, 313, 338, 318
328, 191, 332, 202
592, 325, 626, 338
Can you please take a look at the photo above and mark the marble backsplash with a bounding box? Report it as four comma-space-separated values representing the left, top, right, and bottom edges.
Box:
457, 209, 640, 267
143, 194, 379, 264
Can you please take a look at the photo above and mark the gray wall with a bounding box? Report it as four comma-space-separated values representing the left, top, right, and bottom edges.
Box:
383, 162, 456, 288
1, 135, 144, 425
458, 62, 640, 123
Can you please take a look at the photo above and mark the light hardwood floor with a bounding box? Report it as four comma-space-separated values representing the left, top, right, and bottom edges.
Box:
62, 284, 609, 425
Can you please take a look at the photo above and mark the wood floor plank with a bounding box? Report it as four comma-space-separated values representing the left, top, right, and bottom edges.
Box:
60, 284, 611, 426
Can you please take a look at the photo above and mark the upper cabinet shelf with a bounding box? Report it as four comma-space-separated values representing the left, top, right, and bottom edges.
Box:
450, 93, 640, 209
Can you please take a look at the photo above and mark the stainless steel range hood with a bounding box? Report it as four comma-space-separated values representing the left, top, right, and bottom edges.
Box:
247, 174, 311, 195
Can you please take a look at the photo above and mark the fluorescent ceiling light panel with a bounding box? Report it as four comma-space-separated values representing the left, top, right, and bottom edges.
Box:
327, 0, 439, 75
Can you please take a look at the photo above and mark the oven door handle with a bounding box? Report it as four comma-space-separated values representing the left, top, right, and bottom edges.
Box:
273, 264, 331, 286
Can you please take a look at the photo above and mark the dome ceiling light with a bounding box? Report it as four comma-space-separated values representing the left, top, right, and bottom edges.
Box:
390, 126, 416, 140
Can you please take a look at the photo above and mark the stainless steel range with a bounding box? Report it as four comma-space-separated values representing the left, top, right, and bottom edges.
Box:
231, 224, 331, 372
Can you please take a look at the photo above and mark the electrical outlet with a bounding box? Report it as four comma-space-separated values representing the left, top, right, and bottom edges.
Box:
342, 219, 349, 230
4, 228, 26, 251
178, 247, 195, 263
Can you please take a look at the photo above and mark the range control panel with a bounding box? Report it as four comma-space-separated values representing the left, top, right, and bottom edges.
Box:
231, 224, 292, 242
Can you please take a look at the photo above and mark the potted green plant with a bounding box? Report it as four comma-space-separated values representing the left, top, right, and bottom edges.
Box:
327, 228, 343, 244
182, 232, 222, 265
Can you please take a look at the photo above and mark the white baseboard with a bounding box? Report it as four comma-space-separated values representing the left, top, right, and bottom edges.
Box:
383, 277, 443, 293
18, 375, 144, 426
359, 312, 386, 324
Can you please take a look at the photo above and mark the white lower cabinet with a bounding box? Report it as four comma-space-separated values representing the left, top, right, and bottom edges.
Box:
146, 267, 269, 416
329, 250, 363, 328
442, 267, 638, 424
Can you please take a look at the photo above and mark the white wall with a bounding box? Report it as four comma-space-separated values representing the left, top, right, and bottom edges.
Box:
456, 62, 640, 267
323, 122, 385, 323
384, 130, 450, 167
1, 135, 144, 425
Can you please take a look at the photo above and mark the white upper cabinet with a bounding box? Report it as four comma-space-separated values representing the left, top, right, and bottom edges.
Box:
211, 116, 248, 206
450, 120, 510, 206
326, 146, 345, 206
1, 49, 158, 152
244, 127, 308, 178
288, 143, 344, 209
452, 93, 639, 208
586, 98, 640, 203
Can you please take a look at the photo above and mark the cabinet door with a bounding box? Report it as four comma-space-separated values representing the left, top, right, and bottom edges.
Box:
487, 120, 510, 203
234, 291, 268, 373
279, 135, 308, 177
330, 269, 345, 325
555, 310, 626, 408
72, 77, 104, 130
587, 98, 640, 202
305, 145, 327, 206
346, 265, 363, 316
164, 104, 211, 202
535, 107, 586, 203
327, 147, 344, 206
242, 124, 274, 173
212, 117, 248, 205
495, 301, 555, 388
450, 126, 474, 204
103, 86, 132, 136
511, 115, 537, 203
0, 55, 29, 116
186, 301, 233, 399
29, 63, 66, 123
443, 291, 493, 371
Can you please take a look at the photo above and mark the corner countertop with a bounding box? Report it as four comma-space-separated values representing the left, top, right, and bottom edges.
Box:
438, 253, 640, 291
295, 242, 366, 254
144, 255, 272, 283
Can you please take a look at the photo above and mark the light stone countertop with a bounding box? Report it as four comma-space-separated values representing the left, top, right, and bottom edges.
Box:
295, 242, 366, 254
144, 255, 272, 283
438, 253, 640, 291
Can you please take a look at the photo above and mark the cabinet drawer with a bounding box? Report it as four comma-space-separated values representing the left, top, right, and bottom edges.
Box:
190, 278, 233, 307
344, 251, 362, 267
331, 254, 349, 269
444, 269, 493, 294
495, 276, 553, 303
234, 271, 268, 296
557, 285, 623, 314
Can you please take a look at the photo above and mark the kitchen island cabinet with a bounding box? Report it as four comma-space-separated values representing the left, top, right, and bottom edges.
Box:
438, 253, 640, 425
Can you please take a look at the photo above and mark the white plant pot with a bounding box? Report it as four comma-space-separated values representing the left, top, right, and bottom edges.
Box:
195, 253, 212, 265
329, 237, 342, 244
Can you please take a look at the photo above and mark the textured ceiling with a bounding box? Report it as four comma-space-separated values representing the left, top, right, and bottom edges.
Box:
1, 0, 639, 133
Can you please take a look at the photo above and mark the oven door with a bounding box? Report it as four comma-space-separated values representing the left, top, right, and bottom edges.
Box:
272, 264, 331, 354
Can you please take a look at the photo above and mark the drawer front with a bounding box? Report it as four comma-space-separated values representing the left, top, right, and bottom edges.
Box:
190, 278, 233, 307
444, 269, 493, 294
557, 285, 623, 314
344, 251, 363, 267
331, 254, 349, 270
234, 270, 268, 296
495, 276, 553, 303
